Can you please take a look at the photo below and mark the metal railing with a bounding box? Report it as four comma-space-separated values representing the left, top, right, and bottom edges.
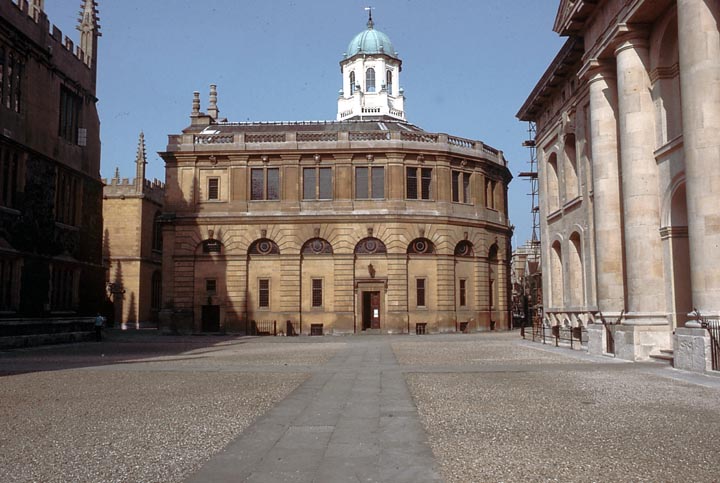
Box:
523, 316, 587, 349
250, 320, 277, 336
694, 309, 720, 371
594, 310, 624, 356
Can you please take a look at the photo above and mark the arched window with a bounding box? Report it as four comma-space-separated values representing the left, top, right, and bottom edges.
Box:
152, 211, 162, 252
354, 237, 386, 254
546, 153, 560, 213
569, 232, 584, 306
386, 70, 393, 95
454, 241, 474, 257
302, 238, 333, 255
151, 270, 162, 312
350, 71, 356, 95
407, 238, 435, 255
248, 238, 280, 255
366, 68, 376, 93
550, 241, 563, 308
564, 134, 579, 200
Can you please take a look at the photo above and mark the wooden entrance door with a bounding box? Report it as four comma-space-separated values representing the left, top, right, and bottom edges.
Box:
362, 291, 381, 330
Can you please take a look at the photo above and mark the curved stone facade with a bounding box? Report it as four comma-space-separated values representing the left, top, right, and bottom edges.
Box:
159, 118, 512, 334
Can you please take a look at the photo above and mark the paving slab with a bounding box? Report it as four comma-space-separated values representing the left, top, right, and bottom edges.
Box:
185, 339, 442, 482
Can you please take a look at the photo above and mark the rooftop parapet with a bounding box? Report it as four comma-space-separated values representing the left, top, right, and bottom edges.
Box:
167, 127, 507, 167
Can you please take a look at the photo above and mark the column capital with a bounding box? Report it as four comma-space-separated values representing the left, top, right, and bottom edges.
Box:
612, 23, 651, 56
579, 58, 616, 83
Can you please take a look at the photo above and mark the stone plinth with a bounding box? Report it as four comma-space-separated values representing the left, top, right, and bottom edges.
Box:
674, 327, 712, 373
614, 325, 672, 361
586, 323, 607, 356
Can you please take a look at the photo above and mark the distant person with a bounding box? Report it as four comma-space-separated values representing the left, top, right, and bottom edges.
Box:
94, 313, 105, 342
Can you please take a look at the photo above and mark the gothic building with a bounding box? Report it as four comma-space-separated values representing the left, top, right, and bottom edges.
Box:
160, 15, 512, 335
0, 0, 103, 344
518, 0, 720, 361
103, 133, 164, 328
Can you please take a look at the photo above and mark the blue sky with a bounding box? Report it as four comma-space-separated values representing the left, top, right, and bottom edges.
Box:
44, 0, 564, 247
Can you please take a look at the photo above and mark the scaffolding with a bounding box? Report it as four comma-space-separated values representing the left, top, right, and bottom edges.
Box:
517, 122, 542, 334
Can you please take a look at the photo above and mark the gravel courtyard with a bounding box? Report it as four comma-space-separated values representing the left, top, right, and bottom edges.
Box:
1, 331, 719, 482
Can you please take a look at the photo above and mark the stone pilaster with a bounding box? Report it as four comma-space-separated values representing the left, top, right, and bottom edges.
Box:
225, 258, 247, 331
333, 254, 355, 331
585, 61, 626, 316
386, 254, 409, 332
614, 32, 666, 325
279, 255, 300, 314
435, 255, 455, 330
678, 0, 720, 316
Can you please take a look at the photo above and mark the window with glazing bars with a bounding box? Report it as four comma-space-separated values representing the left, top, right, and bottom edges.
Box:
366, 68, 376, 92
312, 279, 323, 307
416, 278, 426, 307
459, 279, 467, 307
303, 167, 332, 200
59, 86, 81, 143
406, 167, 432, 200
207, 177, 219, 200
258, 279, 270, 308
251, 168, 280, 200
452, 171, 471, 203
0, 258, 14, 310
0, 146, 18, 208
355, 166, 384, 199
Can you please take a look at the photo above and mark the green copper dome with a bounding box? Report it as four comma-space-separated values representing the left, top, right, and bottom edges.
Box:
346, 17, 398, 59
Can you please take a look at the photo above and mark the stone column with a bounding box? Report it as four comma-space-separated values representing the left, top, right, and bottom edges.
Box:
614, 32, 666, 325
586, 62, 625, 315
678, 0, 720, 316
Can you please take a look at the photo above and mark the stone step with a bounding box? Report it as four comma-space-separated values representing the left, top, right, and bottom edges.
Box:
649, 351, 674, 365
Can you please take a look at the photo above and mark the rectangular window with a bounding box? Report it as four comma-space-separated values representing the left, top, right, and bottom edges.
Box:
303, 167, 332, 200
452, 171, 471, 204
0, 258, 14, 310
258, 279, 270, 308
459, 279, 467, 307
355, 167, 369, 199
318, 167, 332, 199
55, 170, 80, 225
207, 177, 219, 200
0, 48, 5, 108
206, 279, 217, 294
311, 278, 323, 308
0, 146, 18, 209
407, 167, 432, 200
51, 265, 76, 311
371, 167, 384, 199
421, 168, 432, 199
303, 167, 316, 200
485, 178, 496, 209
406, 167, 418, 199
59, 86, 81, 143
251, 167, 280, 201
356, 166, 385, 199
3, 51, 22, 113
416, 278, 426, 308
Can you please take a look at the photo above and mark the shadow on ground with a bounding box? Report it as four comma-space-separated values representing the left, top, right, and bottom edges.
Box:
0, 329, 254, 376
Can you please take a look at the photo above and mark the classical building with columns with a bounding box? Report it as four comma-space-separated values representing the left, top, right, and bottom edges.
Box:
518, 0, 720, 360
159, 15, 512, 335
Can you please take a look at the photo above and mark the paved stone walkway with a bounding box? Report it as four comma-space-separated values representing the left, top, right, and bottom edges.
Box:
186, 339, 441, 482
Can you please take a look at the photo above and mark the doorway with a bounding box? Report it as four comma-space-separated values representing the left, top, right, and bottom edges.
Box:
201, 304, 220, 332
362, 291, 381, 330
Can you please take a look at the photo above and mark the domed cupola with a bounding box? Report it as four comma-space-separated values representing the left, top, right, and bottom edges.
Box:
346, 15, 399, 60
337, 11, 406, 121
